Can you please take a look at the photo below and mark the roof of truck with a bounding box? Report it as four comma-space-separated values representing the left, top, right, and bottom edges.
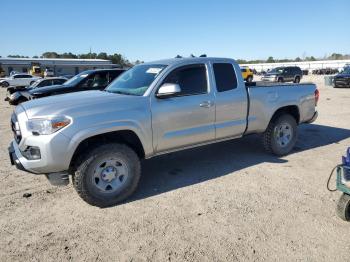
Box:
145, 57, 235, 66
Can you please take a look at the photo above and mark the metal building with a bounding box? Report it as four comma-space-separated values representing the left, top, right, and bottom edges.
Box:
0, 57, 118, 76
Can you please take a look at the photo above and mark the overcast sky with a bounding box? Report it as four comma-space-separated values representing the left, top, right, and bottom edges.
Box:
1, 0, 349, 62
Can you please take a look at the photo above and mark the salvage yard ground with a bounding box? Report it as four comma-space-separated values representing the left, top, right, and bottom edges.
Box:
0, 75, 349, 261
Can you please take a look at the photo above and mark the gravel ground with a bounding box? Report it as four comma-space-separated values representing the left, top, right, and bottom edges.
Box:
0, 75, 349, 261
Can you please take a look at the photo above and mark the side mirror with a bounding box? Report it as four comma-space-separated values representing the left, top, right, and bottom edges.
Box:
156, 83, 181, 98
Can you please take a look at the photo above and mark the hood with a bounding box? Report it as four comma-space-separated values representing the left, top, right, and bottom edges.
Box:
335, 73, 350, 78
28, 84, 69, 95
20, 90, 146, 119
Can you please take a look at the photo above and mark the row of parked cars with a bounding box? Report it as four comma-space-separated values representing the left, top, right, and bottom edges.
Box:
3, 69, 126, 105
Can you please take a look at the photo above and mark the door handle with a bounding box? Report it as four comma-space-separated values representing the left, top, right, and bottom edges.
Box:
199, 101, 213, 108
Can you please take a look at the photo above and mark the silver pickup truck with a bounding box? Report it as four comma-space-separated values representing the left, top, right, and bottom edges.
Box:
8, 57, 319, 207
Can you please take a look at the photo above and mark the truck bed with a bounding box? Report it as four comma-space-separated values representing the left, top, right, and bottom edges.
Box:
246, 81, 315, 88
244, 81, 317, 134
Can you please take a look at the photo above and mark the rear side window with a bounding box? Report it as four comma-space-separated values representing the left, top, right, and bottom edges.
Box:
213, 63, 238, 92
163, 64, 207, 96
38, 80, 50, 87
241, 68, 246, 72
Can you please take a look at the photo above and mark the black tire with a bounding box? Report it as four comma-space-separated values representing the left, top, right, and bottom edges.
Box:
247, 75, 253, 83
277, 77, 283, 83
262, 114, 298, 156
73, 143, 141, 207
294, 76, 300, 83
336, 193, 350, 221
30, 81, 35, 85
1, 81, 9, 87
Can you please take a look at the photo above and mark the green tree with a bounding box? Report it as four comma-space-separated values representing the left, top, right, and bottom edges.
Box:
266, 56, 275, 63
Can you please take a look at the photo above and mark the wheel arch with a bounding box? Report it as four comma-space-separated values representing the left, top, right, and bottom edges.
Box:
269, 105, 300, 125
68, 130, 146, 172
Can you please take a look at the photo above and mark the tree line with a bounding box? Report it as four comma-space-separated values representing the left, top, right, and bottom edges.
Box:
6, 52, 143, 67
4, 52, 350, 66
237, 53, 350, 64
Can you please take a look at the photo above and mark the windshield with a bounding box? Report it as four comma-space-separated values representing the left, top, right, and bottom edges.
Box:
269, 67, 284, 74
29, 79, 42, 88
106, 64, 167, 96
63, 71, 89, 86
342, 67, 350, 74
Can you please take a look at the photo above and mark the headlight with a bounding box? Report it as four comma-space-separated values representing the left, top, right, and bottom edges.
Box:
10, 93, 19, 99
27, 116, 71, 135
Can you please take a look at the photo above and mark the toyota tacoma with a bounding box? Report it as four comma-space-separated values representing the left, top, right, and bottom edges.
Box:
8, 57, 319, 207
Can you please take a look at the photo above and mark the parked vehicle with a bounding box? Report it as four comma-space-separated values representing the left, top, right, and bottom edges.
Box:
44, 68, 54, 78
333, 67, 350, 88
17, 69, 125, 100
312, 68, 339, 75
6, 77, 67, 105
240, 67, 254, 82
29, 65, 42, 77
8, 57, 318, 207
261, 66, 302, 83
0, 74, 41, 87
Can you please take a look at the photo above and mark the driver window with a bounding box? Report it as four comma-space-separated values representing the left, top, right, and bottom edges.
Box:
162, 64, 207, 96
81, 72, 108, 88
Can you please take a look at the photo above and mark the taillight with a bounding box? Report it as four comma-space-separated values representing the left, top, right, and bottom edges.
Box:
315, 89, 319, 106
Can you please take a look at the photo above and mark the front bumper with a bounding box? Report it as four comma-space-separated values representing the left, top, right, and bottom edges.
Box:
8, 142, 30, 173
261, 77, 276, 82
8, 132, 73, 174
333, 80, 350, 88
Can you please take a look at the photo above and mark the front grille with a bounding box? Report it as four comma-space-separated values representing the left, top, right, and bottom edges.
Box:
11, 113, 22, 143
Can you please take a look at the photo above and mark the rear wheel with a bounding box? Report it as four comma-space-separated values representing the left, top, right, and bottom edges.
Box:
277, 77, 283, 83
294, 76, 300, 83
262, 114, 297, 156
73, 143, 141, 207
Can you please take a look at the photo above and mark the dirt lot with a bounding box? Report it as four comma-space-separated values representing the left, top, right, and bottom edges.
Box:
0, 75, 349, 261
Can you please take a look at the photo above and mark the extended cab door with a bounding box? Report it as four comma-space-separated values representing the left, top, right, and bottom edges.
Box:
151, 63, 215, 153
211, 62, 248, 139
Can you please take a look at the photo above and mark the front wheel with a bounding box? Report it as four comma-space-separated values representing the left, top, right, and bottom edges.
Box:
246, 75, 253, 83
1, 81, 9, 87
262, 114, 298, 156
73, 143, 141, 207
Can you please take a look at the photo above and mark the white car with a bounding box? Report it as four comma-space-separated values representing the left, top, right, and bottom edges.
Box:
44, 69, 54, 77
0, 74, 41, 87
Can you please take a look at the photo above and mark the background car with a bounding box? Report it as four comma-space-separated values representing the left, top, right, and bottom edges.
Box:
333, 66, 350, 88
240, 67, 254, 82
14, 68, 126, 103
261, 66, 302, 83
6, 77, 67, 95
0, 73, 41, 87
6, 77, 68, 105
44, 68, 54, 77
